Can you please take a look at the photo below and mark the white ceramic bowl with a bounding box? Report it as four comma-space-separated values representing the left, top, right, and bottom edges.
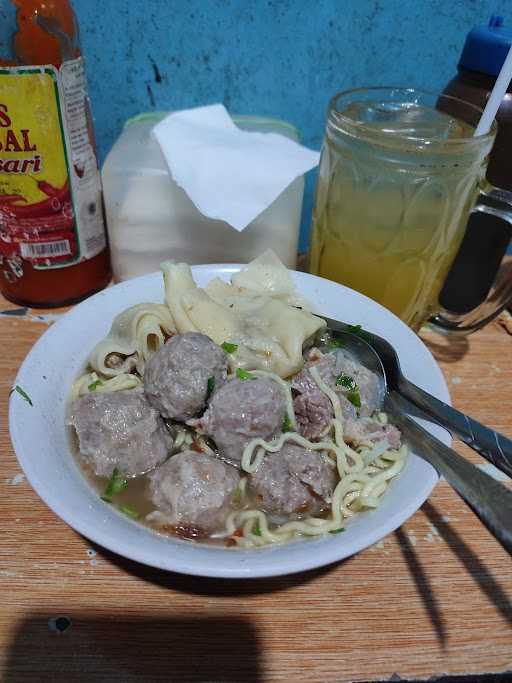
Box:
9, 266, 450, 578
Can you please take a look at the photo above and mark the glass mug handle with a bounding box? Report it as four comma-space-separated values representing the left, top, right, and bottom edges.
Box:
431, 186, 512, 334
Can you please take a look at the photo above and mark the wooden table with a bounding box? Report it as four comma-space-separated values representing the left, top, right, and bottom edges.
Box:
0, 295, 511, 683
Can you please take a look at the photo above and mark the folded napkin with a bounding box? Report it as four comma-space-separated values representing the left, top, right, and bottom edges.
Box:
152, 104, 319, 232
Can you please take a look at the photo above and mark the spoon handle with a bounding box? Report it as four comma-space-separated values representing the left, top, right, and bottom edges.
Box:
386, 392, 512, 554
397, 376, 512, 479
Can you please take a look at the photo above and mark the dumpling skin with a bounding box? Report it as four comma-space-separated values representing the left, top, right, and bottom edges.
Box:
160, 260, 325, 379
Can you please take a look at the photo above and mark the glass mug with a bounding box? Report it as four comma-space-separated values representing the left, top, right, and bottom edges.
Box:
309, 87, 512, 333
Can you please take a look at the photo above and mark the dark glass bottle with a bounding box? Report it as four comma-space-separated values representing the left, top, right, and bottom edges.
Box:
437, 15, 512, 319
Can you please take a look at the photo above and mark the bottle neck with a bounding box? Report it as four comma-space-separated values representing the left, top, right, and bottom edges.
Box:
11, 0, 80, 66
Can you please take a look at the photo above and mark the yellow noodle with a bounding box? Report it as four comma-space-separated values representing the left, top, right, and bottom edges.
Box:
309, 365, 343, 424
227, 366, 408, 547
71, 371, 142, 401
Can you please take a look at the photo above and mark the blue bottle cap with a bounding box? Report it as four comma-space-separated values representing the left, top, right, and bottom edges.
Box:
459, 15, 512, 77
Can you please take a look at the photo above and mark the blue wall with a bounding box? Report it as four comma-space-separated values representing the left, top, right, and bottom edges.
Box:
19, 1, 512, 248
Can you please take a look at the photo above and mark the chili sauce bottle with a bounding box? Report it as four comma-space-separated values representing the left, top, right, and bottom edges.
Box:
0, 0, 110, 307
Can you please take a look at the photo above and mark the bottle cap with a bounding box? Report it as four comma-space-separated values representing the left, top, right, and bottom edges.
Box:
459, 15, 512, 77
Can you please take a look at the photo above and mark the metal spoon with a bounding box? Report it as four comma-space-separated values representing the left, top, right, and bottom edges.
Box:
323, 320, 512, 553
323, 317, 512, 478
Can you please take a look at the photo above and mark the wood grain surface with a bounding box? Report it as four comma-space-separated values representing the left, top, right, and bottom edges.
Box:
0, 296, 511, 683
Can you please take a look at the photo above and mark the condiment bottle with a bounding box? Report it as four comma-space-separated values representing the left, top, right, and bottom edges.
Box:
435, 15, 512, 323
0, 0, 110, 307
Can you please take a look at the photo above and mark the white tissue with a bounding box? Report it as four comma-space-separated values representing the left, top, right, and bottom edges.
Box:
152, 104, 320, 232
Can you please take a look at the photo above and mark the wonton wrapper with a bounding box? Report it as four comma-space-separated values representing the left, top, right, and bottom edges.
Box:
88, 303, 176, 378
161, 254, 325, 378
230, 249, 310, 309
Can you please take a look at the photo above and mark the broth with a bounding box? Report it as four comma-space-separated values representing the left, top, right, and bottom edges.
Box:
70, 428, 330, 547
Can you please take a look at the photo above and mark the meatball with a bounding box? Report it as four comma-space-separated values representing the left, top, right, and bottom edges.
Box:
250, 443, 337, 515
199, 377, 286, 464
71, 387, 173, 478
344, 417, 401, 449
144, 332, 228, 421
149, 451, 240, 532
334, 351, 382, 417
292, 353, 356, 440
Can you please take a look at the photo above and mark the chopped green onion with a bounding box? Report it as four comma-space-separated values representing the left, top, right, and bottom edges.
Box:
336, 373, 361, 408
119, 504, 140, 519
346, 324, 371, 342
100, 496, 113, 504
282, 413, 292, 432
88, 379, 102, 392
253, 521, 262, 536
327, 338, 344, 351
236, 368, 256, 381
335, 373, 357, 391
346, 390, 361, 408
330, 528, 345, 534
206, 376, 215, 398
232, 486, 243, 504
103, 467, 128, 501
10, 385, 33, 406
221, 341, 238, 354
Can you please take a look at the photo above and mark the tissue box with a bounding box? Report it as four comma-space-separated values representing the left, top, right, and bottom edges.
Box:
102, 113, 305, 281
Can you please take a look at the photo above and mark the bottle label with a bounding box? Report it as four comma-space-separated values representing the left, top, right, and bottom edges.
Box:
0, 58, 106, 277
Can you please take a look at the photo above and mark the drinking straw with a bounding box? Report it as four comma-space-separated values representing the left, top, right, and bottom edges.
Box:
474, 44, 512, 136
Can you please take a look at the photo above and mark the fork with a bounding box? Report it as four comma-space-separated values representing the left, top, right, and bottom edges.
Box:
323, 316, 512, 479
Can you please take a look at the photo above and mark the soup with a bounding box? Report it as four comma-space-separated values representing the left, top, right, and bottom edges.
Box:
68, 253, 407, 548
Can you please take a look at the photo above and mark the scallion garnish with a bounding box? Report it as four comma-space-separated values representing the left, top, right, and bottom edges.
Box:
330, 528, 345, 534
236, 368, 256, 381
10, 385, 33, 406
206, 376, 215, 398
253, 521, 262, 536
221, 341, 238, 354
335, 373, 361, 408
119, 504, 140, 519
346, 390, 361, 408
282, 413, 292, 432
327, 338, 344, 351
88, 379, 102, 391
102, 467, 128, 502
346, 324, 371, 342
335, 373, 357, 391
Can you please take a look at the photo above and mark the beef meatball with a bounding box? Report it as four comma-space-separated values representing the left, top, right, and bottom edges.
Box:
71, 387, 173, 478
344, 417, 401, 449
250, 443, 337, 515
149, 451, 240, 532
292, 353, 357, 440
144, 332, 228, 421
199, 377, 286, 465
334, 351, 382, 417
